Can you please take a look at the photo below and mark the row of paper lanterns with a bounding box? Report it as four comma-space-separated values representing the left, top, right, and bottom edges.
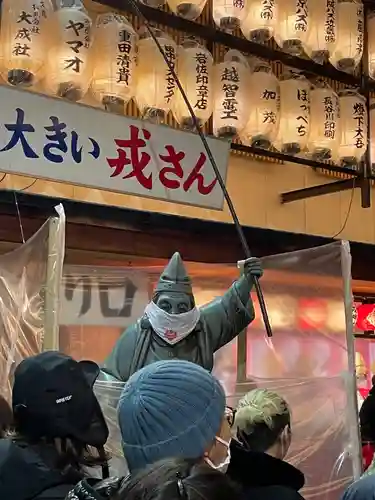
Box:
1, 0, 373, 166
142, 0, 370, 77
3, 0, 371, 81
216, 57, 370, 167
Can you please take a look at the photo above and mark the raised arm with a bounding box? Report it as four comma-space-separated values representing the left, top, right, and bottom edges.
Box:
200, 258, 263, 352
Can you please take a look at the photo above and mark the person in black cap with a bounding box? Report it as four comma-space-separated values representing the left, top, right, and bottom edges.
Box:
0, 351, 110, 500
0, 394, 13, 437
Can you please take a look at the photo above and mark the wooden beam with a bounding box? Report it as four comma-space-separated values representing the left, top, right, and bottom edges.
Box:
0, 192, 375, 281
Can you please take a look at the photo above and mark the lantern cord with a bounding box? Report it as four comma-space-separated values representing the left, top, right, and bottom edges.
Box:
331, 178, 355, 239
126, 0, 272, 337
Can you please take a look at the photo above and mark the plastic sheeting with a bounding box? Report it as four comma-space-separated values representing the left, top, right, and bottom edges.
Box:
60, 266, 150, 477
0, 204, 65, 400
213, 241, 360, 499
66, 241, 359, 496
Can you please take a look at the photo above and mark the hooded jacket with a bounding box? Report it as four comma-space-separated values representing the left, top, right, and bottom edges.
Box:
227, 440, 305, 500
0, 439, 83, 500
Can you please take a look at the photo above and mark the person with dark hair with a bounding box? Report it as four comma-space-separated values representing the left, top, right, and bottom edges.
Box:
65, 457, 240, 500
0, 351, 110, 499
117, 359, 232, 474
360, 374, 375, 443
0, 394, 13, 437
359, 375, 375, 472
227, 388, 305, 500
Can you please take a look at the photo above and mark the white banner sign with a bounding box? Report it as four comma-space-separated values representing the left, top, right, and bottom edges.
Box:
0, 86, 229, 209
60, 268, 149, 327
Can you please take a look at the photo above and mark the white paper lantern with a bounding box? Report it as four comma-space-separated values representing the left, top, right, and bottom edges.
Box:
274, 0, 310, 56
368, 13, 375, 80
0, 0, 53, 86
307, 80, 340, 161
139, 0, 166, 9
370, 101, 375, 174
338, 89, 367, 167
240, 0, 278, 43
44, 0, 92, 101
275, 71, 310, 155
91, 13, 137, 112
172, 38, 213, 129
134, 28, 177, 122
213, 0, 247, 32
213, 50, 251, 139
167, 0, 207, 20
329, 0, 363, 74
240, 59, 279, 149
304, 0, 337, 63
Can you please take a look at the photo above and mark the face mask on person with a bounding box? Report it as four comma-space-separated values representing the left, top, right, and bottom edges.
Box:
145, 301, 200, 345
204, 436, 231, 473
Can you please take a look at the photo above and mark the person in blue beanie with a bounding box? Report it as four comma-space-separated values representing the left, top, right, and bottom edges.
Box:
340, 473, 375, 500
117, 359, 233, 473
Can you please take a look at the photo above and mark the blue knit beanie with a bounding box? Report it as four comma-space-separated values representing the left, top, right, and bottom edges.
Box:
118, 360, 226, 472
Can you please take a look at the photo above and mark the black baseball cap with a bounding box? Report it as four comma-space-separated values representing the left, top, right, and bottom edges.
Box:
12, 351, 109, 447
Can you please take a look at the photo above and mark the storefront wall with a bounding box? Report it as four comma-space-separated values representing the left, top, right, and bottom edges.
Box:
1, 0, 371, 244
3, 153, 375, 244
1, 0, 372, 245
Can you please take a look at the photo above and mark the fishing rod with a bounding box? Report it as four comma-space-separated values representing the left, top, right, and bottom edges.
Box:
126, 1, 273, 337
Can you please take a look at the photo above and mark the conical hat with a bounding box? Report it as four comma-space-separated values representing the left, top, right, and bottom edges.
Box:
154, 252, 193, 295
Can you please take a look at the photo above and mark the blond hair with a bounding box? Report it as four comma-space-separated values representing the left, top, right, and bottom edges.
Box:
235, 389, 290, 436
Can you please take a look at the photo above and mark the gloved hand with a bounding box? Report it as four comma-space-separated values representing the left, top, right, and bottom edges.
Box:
238, 257, 263, 281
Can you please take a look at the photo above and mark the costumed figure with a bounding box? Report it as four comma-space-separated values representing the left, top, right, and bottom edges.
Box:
94, 251, 262, 474
102, 251, 262, 381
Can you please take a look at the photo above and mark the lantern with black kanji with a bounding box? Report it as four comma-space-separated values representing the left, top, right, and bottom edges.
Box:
368, 12, 375, 80
167, 0, 207, 20
306, 80, 340, 161
172, 38, 213, 129
275, 71, 310, 155
213, 50, 251, 139
370, 102, 375, 173
44, 0, 92, 101
139, 0, 166, 8
0, 0, 52, 86
241, 0, 278, 43
338, 89, 367, 168
329, 0, 363, 74
304, 0, 337, 63
134, 27, 177, 122
240, 59, 279, 149
91, 13, 137, 113
213, 0, 247, 33
274, 0, 310, 56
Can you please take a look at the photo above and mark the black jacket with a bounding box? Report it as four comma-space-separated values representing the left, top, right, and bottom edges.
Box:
227, 440, 305, 500
65, 478, 123, 500
360, 387, 375, 442
0, 438, 82, 500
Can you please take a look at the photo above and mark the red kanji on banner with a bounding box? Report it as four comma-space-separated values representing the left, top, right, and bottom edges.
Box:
159, 146, 217, 195
159, 145, 184, 189
183, 152, 217, 195
107, 126, 218, 196
106, 125, 152, 190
